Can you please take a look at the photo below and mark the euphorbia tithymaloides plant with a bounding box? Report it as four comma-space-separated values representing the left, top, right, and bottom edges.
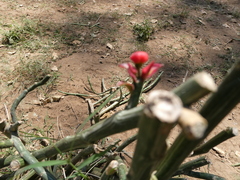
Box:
118, 51, 164, 109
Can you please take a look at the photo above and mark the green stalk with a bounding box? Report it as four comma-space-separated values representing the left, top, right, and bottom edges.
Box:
125, 80, 144, 109
155, 61, 240, 180
192, 127, 238, 156
0, 71, 217, 170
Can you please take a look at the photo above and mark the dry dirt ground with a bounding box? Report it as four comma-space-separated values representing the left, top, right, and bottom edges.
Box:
0, 0, 240, 179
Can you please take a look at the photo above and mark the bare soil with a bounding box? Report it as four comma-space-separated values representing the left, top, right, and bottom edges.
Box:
0, 0, 240, 179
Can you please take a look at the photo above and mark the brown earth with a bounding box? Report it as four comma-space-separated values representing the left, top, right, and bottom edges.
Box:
0, 0, 240, 179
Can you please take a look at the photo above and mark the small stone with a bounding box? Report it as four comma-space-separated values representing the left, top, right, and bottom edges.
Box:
51, 66, 58, 72
25, 53, 31, 58
151, 19, 158, 24
52, 95, 63, 102
167, 20, 173, 25
225, 47, 232, 51
8, 51, 16, 55
106, 43, 114, 49
124, 12, 133, 16
230, 19, 237, 23
201, 10, 207, 15
130, 21, 137, 25
41, 98, 52, 105
198, 19, 206, 25
7, 81, 13, 86
52, 52, 59, 60
222, 23, 230, 28
213, 147, 225, 157
235, 151, 240, 157
72, 40, 81, 45
213, 46, 220, 50
32, 100, 42, 105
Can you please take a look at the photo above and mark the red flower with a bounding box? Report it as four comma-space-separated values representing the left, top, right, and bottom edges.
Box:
141, 62, 164, 80
130, 51, 149, 66
119, 63, 138, 82
120, 52, 164, 82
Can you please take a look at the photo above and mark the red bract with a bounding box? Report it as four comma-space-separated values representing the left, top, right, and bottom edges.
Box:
119, 63, 138, 82
130, 51, 149, 65
141, 62, 164, 80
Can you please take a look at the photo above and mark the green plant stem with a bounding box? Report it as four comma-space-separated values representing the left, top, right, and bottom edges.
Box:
172, 71, 217, 106
192, 127, 238, 156
76, 90, 118, 133
10, 75, 56, 180
65, 145, 95, 176
116, 134, 137, 152
10, 158, 25, 171
0, 119, 11, 138
128, 90, 182, 180
11, 133, 50, 179
116, 155, 128, 180
184, 171, 226, 180
34, 106, 144, 161
178, 108, 207, 140
142, 71, 163, 93
0, 140, 13, 149
125, 80, 144, 109
18, 169, 36, 180
232, 163, 240, 167
99, 89, 122, 116
0, 71, 216, 169
11, 75, 51, 123
155, 61, 240, 180
174, 156, 211, 176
